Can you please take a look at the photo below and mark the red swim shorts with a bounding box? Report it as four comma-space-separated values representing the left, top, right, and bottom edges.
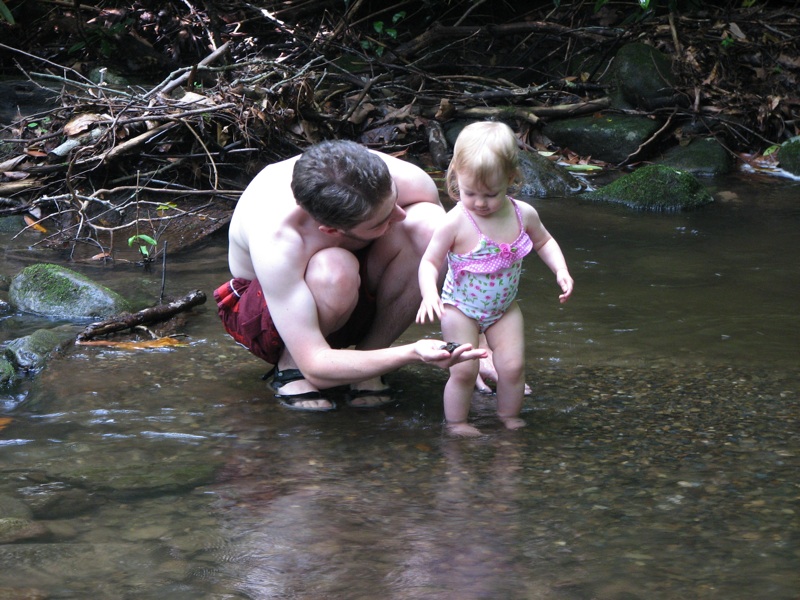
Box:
214, 263, 376, 365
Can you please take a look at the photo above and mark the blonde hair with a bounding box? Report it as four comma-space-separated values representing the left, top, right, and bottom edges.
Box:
446, 121, 519, 201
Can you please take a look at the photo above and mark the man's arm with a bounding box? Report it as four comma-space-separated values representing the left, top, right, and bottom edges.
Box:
253, 232, 485, 389
379, 151, 441, 209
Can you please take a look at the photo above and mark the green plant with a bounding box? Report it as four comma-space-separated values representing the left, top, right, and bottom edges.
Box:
0, 1, 14, 25
128, 234, 158, 261
360, 11, 406, 57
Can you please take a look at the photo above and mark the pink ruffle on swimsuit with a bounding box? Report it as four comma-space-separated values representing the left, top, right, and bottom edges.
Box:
441, 199, 534, 332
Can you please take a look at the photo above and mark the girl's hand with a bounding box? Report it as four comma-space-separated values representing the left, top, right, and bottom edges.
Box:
416, 295, 444, 324
556, 269, 574, 303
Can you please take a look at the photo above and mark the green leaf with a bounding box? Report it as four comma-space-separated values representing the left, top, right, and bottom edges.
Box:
128, 234, 158, 247
0, 0, 14, 25
373, 21, 384, 35
563, 164, 603, 173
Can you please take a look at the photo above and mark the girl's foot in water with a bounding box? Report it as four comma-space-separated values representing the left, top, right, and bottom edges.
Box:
446, 421, 483, 437
499, 415, 526, 430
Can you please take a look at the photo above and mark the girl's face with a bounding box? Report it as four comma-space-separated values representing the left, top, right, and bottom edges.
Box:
457, 170, 511, 217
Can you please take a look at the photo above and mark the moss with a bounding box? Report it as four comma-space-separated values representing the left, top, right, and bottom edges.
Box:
0, 356, 17, 387
778, 136, 800, 176
9, 263, 130, 318
582, 164, 714, 211
23, 264, 83, 303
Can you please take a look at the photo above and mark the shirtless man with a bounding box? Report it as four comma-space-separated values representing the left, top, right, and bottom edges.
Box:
216, 140, 487, 411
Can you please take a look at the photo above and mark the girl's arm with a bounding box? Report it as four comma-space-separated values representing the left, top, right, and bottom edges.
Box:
522, 204, 574, 303
416, 216, 458, 323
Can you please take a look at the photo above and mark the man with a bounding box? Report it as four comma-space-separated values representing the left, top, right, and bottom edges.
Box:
216, 140, 487, 411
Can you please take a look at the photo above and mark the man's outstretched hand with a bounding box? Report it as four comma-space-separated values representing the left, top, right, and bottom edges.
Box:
415, 340, 488, 369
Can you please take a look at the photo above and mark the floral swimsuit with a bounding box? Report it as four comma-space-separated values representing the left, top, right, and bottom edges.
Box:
441, 198, 534, 332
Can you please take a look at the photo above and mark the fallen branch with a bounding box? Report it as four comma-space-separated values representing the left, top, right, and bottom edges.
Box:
76, 290, 207, 342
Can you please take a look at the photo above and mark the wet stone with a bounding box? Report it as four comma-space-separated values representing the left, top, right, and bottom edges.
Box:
0, 518, 48, 543
17, 482, 97, 519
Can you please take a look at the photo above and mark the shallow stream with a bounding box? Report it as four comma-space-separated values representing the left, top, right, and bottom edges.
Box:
0, 173, 798, 599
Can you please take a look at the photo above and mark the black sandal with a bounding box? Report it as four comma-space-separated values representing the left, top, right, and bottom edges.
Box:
265, 368, 337, 412
345, 377, 397, 409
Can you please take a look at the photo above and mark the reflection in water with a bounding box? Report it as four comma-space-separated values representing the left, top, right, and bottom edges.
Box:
0, 180, 797, 598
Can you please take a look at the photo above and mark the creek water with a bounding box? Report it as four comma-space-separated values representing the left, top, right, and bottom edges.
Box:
0, 174, 798, 599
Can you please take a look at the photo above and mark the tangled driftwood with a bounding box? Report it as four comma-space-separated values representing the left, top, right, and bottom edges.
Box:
0, 1, 797, 262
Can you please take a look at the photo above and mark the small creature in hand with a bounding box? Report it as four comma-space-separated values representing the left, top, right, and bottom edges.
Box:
440, 342, 460, 353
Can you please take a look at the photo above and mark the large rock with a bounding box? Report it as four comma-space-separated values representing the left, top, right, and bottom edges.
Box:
581, 165, 714, 211
8, 264, 131, 319
656, 137, 734, 176
777, 136, 800, 176
543, 114, 664, 165
4, 327, 76, 372
604, 42, 680, 110
517, 150, 584, 197
60, 459, 219, 497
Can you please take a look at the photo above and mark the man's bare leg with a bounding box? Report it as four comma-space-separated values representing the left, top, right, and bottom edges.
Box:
272, 248, 360, 409
349, 202, 443, 404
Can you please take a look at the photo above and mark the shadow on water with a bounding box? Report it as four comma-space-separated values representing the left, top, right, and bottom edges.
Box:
0, 176, 798, 599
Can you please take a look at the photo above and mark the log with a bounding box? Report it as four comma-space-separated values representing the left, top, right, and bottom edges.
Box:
76, 289, 207, 342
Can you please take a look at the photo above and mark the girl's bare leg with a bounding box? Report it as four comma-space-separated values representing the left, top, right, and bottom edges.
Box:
441, 306, 482, 436
485, 304, 527, 430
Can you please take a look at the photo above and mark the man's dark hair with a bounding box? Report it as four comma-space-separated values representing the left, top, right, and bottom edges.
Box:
291, 140, 393, 230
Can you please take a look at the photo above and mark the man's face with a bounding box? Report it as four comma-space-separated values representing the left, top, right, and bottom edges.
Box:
340, 183, 406, 243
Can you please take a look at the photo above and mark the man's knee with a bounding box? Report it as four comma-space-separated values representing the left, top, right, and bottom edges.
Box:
307, 248, 360, 290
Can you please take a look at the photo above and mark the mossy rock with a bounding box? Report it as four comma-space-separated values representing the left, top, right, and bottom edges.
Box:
777, 136, 800, 176
543, 114, 664, 164
0, 517, 48, 543
4, 327, 76, 371
656, 137, 734, 176
581, 165, 714, 211
517, 149, 584, 198
0, 356, 18, 387
63, 460, 220, 497
8, 263, 131, 319
605, 42, 677, 110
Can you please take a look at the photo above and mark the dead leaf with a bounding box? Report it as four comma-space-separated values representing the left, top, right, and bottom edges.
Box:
777, 53, 800, 69
728, 22, 746, 40
77, 337, 188, 350
0, 155, 27, 171
0, 417, 12, 431
2, 171, 29, 181
23, 214, 47, 233
63, 112, 113, 136
435, 98, 455, 120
